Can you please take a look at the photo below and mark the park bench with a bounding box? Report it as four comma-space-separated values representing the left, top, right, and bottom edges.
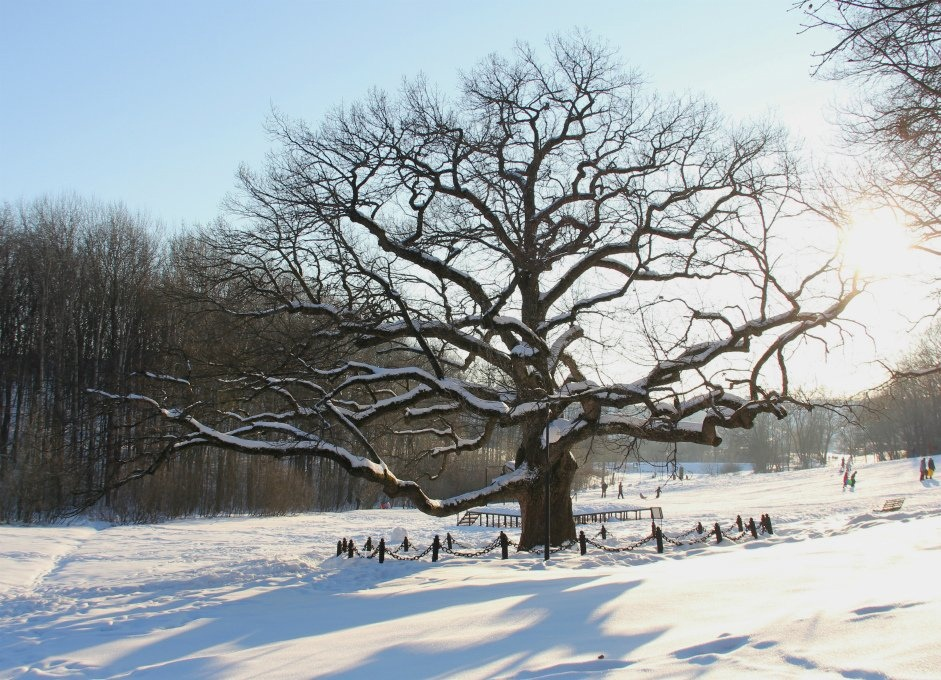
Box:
457, 510, 520, 527
457, 506, 663, 526
874, 498, 905, 512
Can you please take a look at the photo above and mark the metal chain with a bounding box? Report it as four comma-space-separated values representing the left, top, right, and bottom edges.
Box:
441, 537, 502, 558
722, 530, 748, 543
389, 540, 428, 556
384, 544, 435, 561
585, 534, 654, 552
663, 531, 715, 546
507, 539, 578, 555
348, 544, 381, 559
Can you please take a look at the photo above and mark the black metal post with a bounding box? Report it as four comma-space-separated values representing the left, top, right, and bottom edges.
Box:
579, 530, 586, 555
544, 406, 551, 562
432, 535, 440, 562
500, 531, 509, 559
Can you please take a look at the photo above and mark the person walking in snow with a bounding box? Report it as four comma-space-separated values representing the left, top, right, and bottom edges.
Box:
920, 457, 927, 482
849, 471, 857, 491
929, 457, 936, 480
842, 470, 849, 491
840, 456, 845, 472
655, 485, 661, 499
601, 480, 607, 498
617, 481, 624, 499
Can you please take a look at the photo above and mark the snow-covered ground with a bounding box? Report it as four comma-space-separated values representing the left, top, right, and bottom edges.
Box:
1, 457, 939, 679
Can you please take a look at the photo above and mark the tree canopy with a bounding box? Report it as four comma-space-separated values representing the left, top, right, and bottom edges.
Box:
97, 35, 860, 547
801, 0, 941, 260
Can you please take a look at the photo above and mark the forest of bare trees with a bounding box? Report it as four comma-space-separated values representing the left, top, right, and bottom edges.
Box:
0, 197, 502, 522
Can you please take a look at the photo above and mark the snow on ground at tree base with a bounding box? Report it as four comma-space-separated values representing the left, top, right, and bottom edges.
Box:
0, 458, 939, 679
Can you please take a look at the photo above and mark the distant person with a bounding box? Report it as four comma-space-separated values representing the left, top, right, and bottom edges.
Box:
601, 480, 607, 498
929, 457, 936, 480
617, 481, 624, 499
849, 471, 857, 491
842, 470, 849, 492
920, 458, 927, 482
655, 486, 661, 499
840, 457, 845, 472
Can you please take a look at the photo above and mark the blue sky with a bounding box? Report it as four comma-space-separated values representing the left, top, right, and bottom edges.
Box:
1, 1, 835, 229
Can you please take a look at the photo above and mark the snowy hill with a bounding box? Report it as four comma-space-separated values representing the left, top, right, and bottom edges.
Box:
1, 457, 939, 678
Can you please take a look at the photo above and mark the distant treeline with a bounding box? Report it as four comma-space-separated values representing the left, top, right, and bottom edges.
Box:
0, 197, 514, 523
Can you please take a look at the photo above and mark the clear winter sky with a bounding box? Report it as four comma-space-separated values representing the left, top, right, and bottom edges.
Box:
1, 1, 834, 229
3, 0, 926, 394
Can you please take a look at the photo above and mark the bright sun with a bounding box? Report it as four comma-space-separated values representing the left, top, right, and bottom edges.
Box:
839, 207, 916, 280
818, 204, 938, 395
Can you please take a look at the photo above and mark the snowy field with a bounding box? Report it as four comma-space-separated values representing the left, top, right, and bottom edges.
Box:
1, 458, 939, 679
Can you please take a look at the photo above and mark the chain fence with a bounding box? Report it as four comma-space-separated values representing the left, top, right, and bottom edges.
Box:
332, 513, 775, 564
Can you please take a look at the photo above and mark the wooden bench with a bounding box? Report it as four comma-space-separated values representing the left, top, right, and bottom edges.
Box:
874, 498, 905, 512
458, 506, 663, 526
457, 510, 520, 527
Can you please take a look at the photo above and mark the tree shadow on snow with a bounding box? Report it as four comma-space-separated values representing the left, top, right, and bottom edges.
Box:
0, 564, 666, 678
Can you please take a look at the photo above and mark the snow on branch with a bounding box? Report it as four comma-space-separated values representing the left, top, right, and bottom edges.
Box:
131, 371, 192, 387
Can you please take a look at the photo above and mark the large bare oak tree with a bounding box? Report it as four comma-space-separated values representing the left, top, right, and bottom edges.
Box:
98, 36, 859, 548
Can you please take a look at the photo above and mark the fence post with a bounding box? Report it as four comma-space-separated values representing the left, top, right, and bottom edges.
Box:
446, 532, 453, 550
432, 535, 440, 562
347, 538, 354, 558
365, 536, 373, 552
600, 525, 607, 540
696, 521, 703, 534
736, 514, 743, 532
764, 514, 774, 535
500, 531, 509, 559
402, 536, 410, 552
747, 517, 758, 539
341, 537, 348, 553
656, 526, 664, 554
378, 538, 386, 564
336, 540, 343, 557
714, 522, 723, 543
651, 520, 657, 538
579, 530, 587, 555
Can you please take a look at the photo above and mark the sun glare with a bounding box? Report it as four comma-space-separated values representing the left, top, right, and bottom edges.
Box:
840, 207, 915, 280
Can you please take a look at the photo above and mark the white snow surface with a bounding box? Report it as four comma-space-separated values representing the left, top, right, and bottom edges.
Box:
1, 458, 939, 679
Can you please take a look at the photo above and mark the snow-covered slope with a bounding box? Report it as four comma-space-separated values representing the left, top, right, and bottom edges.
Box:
1, 457, 938, 678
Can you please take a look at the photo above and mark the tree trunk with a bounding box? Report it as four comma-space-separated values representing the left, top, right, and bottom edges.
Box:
517, 448, 578, 550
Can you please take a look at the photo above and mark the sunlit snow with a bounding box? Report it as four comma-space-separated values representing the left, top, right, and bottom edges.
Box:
1, 457, 939, 678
